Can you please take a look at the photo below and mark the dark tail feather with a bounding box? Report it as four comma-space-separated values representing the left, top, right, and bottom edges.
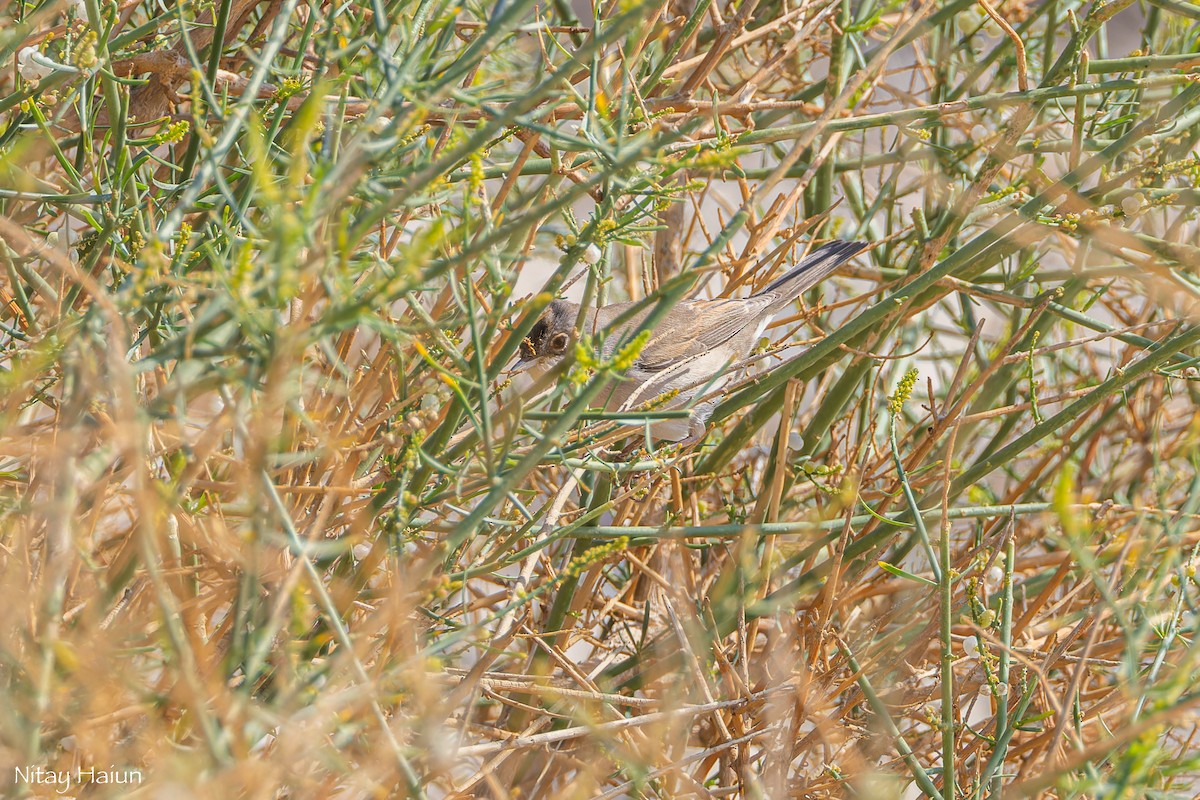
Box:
755, 240, 868, 300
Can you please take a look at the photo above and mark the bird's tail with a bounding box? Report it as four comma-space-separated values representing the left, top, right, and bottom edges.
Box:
754, 240, 867, 305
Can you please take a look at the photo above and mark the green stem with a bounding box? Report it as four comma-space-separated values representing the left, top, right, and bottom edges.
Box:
987, 537, 1016, 799
842, 645, 944, 800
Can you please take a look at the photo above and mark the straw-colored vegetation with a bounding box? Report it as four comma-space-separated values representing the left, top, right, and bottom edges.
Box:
3, 0, 1200, 796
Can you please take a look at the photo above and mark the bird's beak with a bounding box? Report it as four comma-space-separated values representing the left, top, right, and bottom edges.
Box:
511, 357, 535, 374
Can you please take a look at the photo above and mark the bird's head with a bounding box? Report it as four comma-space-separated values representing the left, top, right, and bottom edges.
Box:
514, 300, 577, 374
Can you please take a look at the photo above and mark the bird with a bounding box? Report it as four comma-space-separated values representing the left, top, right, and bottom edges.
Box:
512, 240, 868, 444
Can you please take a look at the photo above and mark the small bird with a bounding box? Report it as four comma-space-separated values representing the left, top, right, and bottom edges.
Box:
514, 240, 868, 444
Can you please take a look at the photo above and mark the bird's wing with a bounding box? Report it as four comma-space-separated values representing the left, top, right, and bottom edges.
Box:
632, 297, 775, 372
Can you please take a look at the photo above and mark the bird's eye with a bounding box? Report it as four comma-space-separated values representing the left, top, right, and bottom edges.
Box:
549, 333, 569, 353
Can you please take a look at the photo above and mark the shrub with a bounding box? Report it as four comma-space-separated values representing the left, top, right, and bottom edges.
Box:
2, 0, 1200, 796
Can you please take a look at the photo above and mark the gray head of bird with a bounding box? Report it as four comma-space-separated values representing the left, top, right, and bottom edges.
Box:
513, 300, 578, 374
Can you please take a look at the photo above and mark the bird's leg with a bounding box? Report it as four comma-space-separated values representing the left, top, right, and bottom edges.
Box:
677, 426, 705, 448
616, 438, 650, 463
676, 402, 715, 448
616, 402, 716, 460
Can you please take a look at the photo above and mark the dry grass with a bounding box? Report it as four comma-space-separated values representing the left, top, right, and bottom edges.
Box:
3, 0, 1200, 797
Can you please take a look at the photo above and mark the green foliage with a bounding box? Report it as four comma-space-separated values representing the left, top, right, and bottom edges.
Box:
2, 0, 1200, 797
